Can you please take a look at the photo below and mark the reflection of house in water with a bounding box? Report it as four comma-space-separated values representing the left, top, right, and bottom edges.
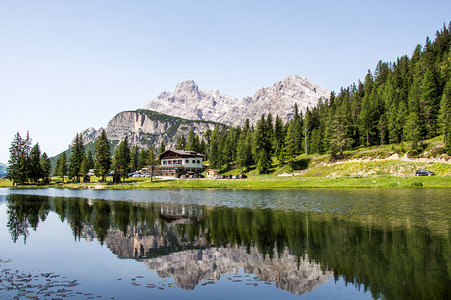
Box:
159, 203, 204, 224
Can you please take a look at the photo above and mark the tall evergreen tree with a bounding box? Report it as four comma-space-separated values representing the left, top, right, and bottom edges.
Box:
274, 115, 285, 157
40, 152, 51, 184
137, 148, 148, 171
285, 123, 297, 159
55, 152, 67, 183
28, 143, 42, 183
7, 132, 31, 185
112, 137, 131, 181
254, 115, 272, 173
176, 136, 187, 150
439, 80, 451, 152
130, 145, 139, 172
359, 71, 375, 148
94, 129, 111, 182
405, 112, 422, 150
80, 151, 94, 177
186, 130, 196, 151
159, 141, 166, 154
147, 146, 158, 182
209, 126, 220, 169
421, 68, 440, 137
68, 133, 85, 182
85, 151, 94, 170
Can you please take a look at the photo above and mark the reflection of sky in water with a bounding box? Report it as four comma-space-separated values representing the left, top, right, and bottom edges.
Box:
0, 193, 377, 299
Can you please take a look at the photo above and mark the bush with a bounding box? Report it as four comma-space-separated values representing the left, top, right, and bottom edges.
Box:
290, 159, 310, 170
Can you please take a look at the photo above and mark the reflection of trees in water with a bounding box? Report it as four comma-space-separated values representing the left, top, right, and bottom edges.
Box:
7, 194, 50, 243
5, 194, 451, 300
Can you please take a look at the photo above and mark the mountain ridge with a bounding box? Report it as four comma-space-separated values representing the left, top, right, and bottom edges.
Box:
144, 74, 329, 125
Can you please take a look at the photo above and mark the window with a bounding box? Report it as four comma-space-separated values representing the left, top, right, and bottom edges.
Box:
185, 160, 189, 163
192, 160, 195, 163
197, 160, 200, 164
163, 161, 167, 165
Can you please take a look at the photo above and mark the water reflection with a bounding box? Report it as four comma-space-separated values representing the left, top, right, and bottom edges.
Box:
5, 193, 451, 299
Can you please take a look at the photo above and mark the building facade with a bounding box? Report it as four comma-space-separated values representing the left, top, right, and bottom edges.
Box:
157, 150, 205, 177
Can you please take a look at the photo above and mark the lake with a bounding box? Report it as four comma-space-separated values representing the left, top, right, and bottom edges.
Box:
0, 188, 450, 299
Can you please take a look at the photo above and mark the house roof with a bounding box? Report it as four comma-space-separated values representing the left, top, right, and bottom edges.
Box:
160, 149, 205, 159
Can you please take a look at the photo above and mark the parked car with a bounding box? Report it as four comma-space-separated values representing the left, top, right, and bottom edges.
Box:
415, 170, 435, 176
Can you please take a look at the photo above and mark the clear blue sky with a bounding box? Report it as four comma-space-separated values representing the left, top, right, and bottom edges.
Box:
1, 0, 450, 163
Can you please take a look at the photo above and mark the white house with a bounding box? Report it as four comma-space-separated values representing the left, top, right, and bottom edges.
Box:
158, 149, 205, 177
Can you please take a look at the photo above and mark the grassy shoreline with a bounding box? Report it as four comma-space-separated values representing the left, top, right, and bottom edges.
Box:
1, 174, 450, 189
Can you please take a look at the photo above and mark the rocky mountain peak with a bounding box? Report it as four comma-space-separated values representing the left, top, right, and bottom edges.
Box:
175, 80, 199, 95
144, 75, 329, 126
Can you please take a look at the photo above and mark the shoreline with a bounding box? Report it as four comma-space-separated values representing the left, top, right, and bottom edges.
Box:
1, 175, 450, 189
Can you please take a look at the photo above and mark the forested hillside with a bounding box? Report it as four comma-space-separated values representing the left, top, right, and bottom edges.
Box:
180, 23, 451, 173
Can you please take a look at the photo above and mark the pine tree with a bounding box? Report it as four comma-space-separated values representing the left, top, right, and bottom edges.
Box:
130, 145, 139, 172
146, 146, 158, 182
236, 135, 247, 172
40, 153, 51, 184
85, 151, 94, 170
285, 123, 297, 159
80, 151, 94, 177
176, 136, 186, 150
266, 113, 274, 155
405, 112, 422, 150
199, 138, 207, 156
209, 126, 220, 169
186, 130, 196, 151
55, 152, 67, 183
274, 115, 285, 158
254, 115, 272, 173
29, 143, 42, 183
7, 132, 31, 185
439, 80, 451, 152
329, 110, 352, 156
112, 137, 131, 181
359, 71, 375, 148
137, 148, 148, 171
159, 141, 166, 154
310, 127, 323, 154
94, 129, 111, 182
68, 133, 85, 183
421, 68, 440, 137
80, 157, 89, 178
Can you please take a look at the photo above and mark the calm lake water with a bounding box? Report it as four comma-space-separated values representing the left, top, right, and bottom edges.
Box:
0, 188, 450, 299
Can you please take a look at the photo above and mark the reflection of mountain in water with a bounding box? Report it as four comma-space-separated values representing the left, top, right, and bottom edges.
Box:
145, 247, 331, 293
82, 217, 331, 294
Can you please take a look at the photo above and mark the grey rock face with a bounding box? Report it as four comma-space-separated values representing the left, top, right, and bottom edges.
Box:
144, 75, 329, 126
79, 110, 217, 149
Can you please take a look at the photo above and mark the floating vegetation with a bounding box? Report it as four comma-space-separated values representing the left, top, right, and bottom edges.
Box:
0, 258, 102, 299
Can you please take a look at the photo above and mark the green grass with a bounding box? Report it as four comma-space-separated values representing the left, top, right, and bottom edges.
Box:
3, 174, 449, 190
0, 179, 12, 188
